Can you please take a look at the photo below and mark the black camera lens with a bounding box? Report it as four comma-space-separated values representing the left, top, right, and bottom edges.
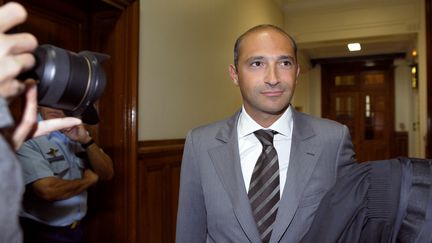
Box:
23, 44, 109, 125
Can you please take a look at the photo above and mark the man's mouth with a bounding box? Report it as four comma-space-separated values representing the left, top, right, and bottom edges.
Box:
261, 90, 284, 97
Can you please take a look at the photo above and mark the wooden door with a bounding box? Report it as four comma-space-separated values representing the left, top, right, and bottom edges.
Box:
3, 0, 140, 242
322, 58, 395, 162
329, 92, 360, 151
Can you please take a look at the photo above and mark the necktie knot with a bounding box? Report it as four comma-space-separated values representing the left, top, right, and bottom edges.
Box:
254, 129, 276, 147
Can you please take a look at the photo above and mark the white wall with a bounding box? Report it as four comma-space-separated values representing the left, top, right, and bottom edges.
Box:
394, 59, 417, 156
139, 0, 284, 140
417, 0, 428, 157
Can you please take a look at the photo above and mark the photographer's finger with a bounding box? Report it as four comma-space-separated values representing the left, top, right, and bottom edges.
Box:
34, 118, 82, 138
0, 33, 37, 57
11, 84, 37, 150
14, 52, 36, 71
0, 78, 25, 99
0, 54, 34, 83
0, 2, 27, 33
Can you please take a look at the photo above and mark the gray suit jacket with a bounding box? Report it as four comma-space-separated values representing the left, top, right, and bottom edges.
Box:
176, 108, 356, 243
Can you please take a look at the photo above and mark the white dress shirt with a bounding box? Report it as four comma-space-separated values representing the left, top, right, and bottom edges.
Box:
237, 106, 293, 197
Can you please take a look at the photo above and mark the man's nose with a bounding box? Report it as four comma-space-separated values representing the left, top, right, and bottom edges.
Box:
265, 64, 279, 86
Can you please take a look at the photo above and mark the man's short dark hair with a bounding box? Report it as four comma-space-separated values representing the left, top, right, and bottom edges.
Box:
233, 24, 298, 69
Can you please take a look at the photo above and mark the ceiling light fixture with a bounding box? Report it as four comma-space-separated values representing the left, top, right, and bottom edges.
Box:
347, 43, 361, 52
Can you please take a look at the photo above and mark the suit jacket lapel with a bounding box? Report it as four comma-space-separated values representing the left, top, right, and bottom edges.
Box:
208, 111, 262, 243
271, 109, 321, 243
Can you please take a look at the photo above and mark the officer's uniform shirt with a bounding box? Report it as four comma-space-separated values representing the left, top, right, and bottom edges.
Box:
16, 130, 87, 227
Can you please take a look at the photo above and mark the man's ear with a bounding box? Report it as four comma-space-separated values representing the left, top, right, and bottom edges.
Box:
228, 64, 239, 86
295, 64, 301, 84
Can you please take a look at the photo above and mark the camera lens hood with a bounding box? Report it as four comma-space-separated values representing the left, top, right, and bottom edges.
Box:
35, 44, 109, 124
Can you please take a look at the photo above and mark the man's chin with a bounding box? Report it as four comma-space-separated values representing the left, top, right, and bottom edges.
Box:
265, 104, 290, 115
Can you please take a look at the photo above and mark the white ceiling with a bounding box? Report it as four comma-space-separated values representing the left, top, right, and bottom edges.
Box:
275, 0, 418, 60
299, 33, 417, 60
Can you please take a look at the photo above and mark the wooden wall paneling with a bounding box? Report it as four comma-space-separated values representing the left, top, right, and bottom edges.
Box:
3, 0, 140, 242
390, 131, 409, 157
426, 0, 432, 158
137, 140, 184, 243
102, 0, 136, 10
6, 0, 89, 122
85, 1, 139, 243
84, 10, 120, 243
18, 6, 86, 51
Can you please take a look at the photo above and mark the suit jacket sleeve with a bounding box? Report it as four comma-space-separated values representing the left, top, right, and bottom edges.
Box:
335, 125, 357, 178
176, 131, 207, 243
299, 159, 401, 243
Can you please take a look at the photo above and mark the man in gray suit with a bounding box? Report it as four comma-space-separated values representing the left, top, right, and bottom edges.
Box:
176, 24, 356, 243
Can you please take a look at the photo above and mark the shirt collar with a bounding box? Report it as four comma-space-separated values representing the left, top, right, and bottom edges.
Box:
237, 105, 293, 138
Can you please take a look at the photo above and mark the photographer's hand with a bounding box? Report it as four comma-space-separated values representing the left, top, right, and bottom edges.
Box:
11, 81, 81, 150
62, 123, 91, 144
0, 2, 37, 101
0, 2, 81, 150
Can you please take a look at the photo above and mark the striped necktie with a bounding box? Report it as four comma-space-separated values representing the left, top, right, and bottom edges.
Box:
248, 129, 280, 243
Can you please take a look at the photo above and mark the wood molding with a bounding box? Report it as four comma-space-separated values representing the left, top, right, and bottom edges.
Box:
312, 53, 405, 67
391, 131, 409, 157
137, 139, 185, 243
14, 0, 121, 15
426, 0, 432, 158
102, 0, 135, 10
89, 1, 140, 242
138, 139, 185, 155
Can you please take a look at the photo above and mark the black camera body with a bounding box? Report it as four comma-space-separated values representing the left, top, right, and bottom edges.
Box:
22, 44, 109, 125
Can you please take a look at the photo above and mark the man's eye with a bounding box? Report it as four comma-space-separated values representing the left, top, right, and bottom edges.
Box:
281, 60, 293, 67
251, 61, 263, 67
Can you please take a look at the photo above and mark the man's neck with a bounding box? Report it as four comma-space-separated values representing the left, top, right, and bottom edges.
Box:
244, 107, 289, 128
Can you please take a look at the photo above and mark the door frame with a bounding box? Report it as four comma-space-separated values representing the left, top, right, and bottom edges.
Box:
4, 0, 140, 242
426, 0, 432, 158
